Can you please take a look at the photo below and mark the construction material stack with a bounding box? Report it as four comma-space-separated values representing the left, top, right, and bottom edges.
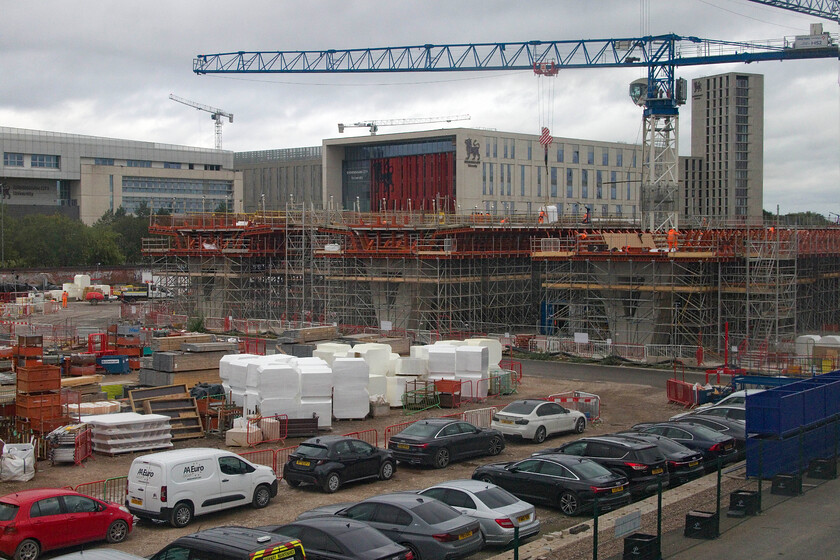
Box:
141, 339, 237, 387
115, 325, 143, 371
14, 335, 68, 434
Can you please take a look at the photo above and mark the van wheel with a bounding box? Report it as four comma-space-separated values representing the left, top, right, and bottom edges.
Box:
169, 502, 193, 528
252, 484, 271, 508
106, 519, 129, 543
323, 472, 341, 493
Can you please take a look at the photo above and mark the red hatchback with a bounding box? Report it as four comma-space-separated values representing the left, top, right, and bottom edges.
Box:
0, 488, 133, 560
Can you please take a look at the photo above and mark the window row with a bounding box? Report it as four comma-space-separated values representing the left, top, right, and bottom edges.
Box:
483, 164, 636, 200
486, 139, 637, 167
3, 153, 60, 169
122, 177, 233, 197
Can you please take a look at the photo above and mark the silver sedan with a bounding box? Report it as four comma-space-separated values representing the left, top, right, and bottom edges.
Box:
418, 479, 541, 546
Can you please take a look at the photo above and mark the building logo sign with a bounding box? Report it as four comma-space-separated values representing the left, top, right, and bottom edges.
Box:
692, 79, 703, 99
464, 139, 480, 167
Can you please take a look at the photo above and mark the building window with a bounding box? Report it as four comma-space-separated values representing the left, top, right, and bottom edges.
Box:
489, 164, 494, 195
527, 143, 532, 160
616, 204, 623, 215
164, 162, 181, 169
510, 141, 515, 159
507, 164, 512, 196
31, 154, 59, 169
611, 182, 617, 200
482, 163, 487, 195
493, 139, 497, 158
485, 139, 490, 158
602, 150, 609, 166
3, 153, 23, 167
572, 145, 579, 164
503, 140, 508, 159
587, 147, 594, 165
601, 204, 608, 216
556, 145, 564, 163
616, 151, 623, 167
550, 167, 558, 197
581, 169, 588, 198
537, 170, 542, 197
520, 165, 525, 196
566, 169, 574, 198
596, 171, 603, 199
127, 160, 152, 168
94, 158, 114, 166
206, 164, 221, 171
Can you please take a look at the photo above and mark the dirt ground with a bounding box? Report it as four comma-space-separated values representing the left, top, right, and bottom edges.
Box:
4, 302, 690, 558
9, 373, 685, 558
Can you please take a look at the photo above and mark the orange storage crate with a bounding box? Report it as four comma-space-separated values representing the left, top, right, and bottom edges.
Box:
16, 392, 62, 419
16, 365, 61, 383
17, 378, 61, 393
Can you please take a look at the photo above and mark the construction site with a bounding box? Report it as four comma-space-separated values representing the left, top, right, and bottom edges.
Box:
142, 210, 840, 372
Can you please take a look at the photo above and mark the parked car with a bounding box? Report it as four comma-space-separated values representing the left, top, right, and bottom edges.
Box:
259, 517, 414, 560
52, 552, 145, 560
491, 399, 586, 443
283, 435, 396, 493
611, 432, 705, 485
126, 448, 278, 527
418, 479, 541, 546
148, 526, 305, 560
0, 488, 133, 560
472, 453, 630, 515
297, 492, 483, 560
387, 418, 505, 468
671, 404, 745, 423
630, 421, 738, 471
538, 435, 669, 498
672, 415, 747, 460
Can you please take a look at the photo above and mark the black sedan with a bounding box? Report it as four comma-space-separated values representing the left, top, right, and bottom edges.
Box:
283, 435, 396, 493
388, 418, 504, 468
472, 453, 630, 516
611, 432, 705, 485
259, 517, 413, 560
630, 422, 738, 472
672, 415, 746, 460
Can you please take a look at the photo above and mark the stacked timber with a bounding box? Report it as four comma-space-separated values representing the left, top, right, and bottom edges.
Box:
139, 341, 238, 388
150, 333, 216, 352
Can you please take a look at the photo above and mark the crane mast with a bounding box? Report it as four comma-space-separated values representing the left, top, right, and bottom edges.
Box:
169, 93, 234, 150
338, 114, 470, 134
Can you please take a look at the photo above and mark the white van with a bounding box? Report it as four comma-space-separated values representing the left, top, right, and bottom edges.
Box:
125, 448, 278, 527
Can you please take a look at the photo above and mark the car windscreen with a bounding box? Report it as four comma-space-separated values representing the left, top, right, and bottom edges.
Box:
399, 422, 441, 438
0, 502, 18, 521
633, 447, 665, 463
501, 401, 539, 415
412, 500, 460, 525
294, 443, 329, 459
343, 525, 397, 551
568, 459, 613, 479
474, 487, 519, 508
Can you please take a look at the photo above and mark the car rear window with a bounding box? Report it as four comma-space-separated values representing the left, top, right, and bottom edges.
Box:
474, 487, 518, 508
344, 525, 397, 551
568, 459, 613, 479
633, 447, 665, 463
412, 500, 460, 525
502, 401, 539, 414
0, 502, 18, 521
399, 422, 440, 438
684, 423, 728, 439
295, 443, 329, 459
648, 437, 689, 454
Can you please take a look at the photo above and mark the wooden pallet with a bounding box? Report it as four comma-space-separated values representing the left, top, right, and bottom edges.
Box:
128, 384, 189, 413
142, 396, 204, 440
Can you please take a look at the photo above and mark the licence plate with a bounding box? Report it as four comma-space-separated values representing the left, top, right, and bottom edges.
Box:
130, 497, 142, 506
611, 486, 624, 493
725, 443, 734, 450
500, 419, 513, 424
397, 443, 410, 450
689, 461, 699, 467
651, 467, 663, 475
458, 530, 473, 540
517, 514, 530, 522
295, 460, 310, 467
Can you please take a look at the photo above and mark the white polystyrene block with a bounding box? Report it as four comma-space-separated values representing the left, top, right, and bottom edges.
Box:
243, 389, 261, 414
300, 369, 334, 398
223, 355, 261, 389
230, 388, 245, 407
466, 338, 503, 366
435, 339, 465, 346
353, 343, 391, 376
457, 373, 489, 399
313, 348, 346, 367
386, 376, 409, 407
74, 274, 91, 288
300, 398, 332, 428
428, 373, 456, 382
427, 345, 457, 374
333, 387, 370, 419
410, 345, 430, 361
255, 364, 300, 397
396, 357, 427, 376
332, 358, 370, 385
368, 374, 388, 397
387, 353, 400, 376
456, 345, 489, 373
258, 396, 301, 417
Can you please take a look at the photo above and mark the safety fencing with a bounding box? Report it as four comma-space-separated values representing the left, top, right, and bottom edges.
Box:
548, 391, 601, 422
73, 476, 128, 504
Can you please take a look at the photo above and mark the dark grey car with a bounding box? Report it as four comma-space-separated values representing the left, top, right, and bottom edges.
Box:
296, 492, 483, 560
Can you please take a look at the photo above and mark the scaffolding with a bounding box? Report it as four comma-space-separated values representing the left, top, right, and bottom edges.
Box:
144, 212, 840, 357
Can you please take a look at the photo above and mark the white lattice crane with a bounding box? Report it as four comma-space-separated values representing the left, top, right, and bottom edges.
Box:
169, 93, 233, 149
338, 114, 470, 135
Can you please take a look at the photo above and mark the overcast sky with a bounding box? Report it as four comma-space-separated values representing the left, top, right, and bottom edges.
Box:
1, 1, 837, 216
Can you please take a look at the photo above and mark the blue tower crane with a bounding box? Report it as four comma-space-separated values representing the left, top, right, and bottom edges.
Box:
746, 0, 838, 20
193, 32, 838, 230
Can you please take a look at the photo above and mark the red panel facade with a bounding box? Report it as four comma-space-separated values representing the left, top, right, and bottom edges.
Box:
371, 152, 454, 212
